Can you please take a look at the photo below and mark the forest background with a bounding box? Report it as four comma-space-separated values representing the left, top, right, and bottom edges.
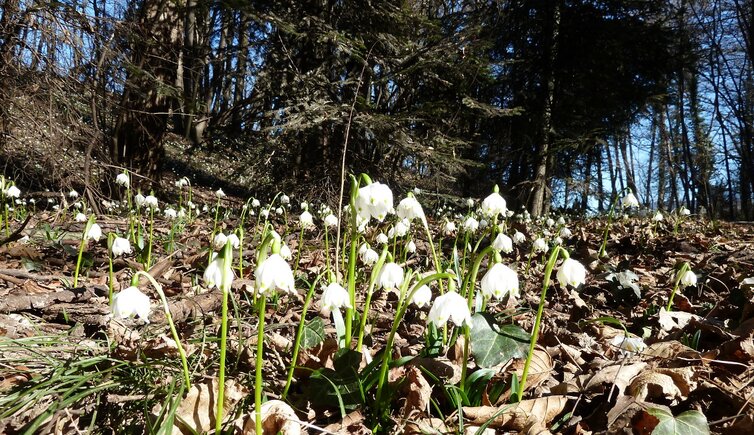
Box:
1, 0, 752, 218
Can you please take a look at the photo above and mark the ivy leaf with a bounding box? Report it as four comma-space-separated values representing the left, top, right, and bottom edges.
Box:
646, 408, 710, 435
469, 313, 529, 368
301, 316, 325, 349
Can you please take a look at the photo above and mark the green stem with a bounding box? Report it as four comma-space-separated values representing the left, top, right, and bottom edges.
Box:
293, 227, 305, 277
135, 271, 190, 390
73, 217, 94, 287
356, 247, 388, 351
666, 262, 690, 311
146, 207, 154, 269
344, 226, 358, 348
255, 297, 266, 435
518, 246, 564, 400
214, 241, 233, 434
374, 272, 455, 408
282, 273, 326, 399
108, 234, 115, 304
461, 246, 496, 307
460, 325, 470, 393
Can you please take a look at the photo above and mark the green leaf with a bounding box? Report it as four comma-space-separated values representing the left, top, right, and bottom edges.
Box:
647, 408, 710, 435
469, 313, 529, 368
301, 317, 325, 349
308, 349, 364, 412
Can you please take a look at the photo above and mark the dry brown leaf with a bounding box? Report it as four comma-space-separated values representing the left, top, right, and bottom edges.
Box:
401, 366, 432, 418
658, 307, 701, 331
628, 371, 683, 403
551, 362, 647, 396
162, 379, 248, 435
404, 418, 449, 434
462, 395, 569, 430
240, 400, 302, 435
322, 410, 370, 434
643, 340, 700, 359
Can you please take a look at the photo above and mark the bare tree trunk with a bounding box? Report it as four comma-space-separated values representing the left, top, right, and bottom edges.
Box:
530, 1, 560, 217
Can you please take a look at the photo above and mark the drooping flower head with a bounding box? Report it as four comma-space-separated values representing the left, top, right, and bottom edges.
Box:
115, 173, 130, 188
86, 223, 102, 242
377, 262, 404, 290
411, 285, 432, 308
621, 192, 639, 208
355, 181, 394, 222
396, 195, 426, 223
679, 269, 697, 288
480, 263, 519, 300
321, 282, 352, 311
299, 211, 314, 229
255, 254, 295, 296
481, 186, 507, 218
427, 291, 472, 329
111, 237, 132, 257
557, 258, 587, 288
112, 286, 151, 322
492, 233, 513, 253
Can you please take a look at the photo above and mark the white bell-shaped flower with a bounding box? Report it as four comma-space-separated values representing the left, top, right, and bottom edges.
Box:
406, 240, 417, 253
443, 221, 457, 235
679, 206, 691, 216
513, 231, 526, 245
492, 233, 513, 253
396, 196, 425, 223
546, 218, 555, 227
557, 258, 587, 288
621, 192, 639, 208
134, 193, 146, 207
112, 286, 151, 322
111, 237, 132, 257
227, 233, 240, 249
376, 232, 389, 245
533, 237, 548, 253
280, 244, 292, 260
377, 262, 404, 290
427, 291, 472, 328
213, 233, 228, 251
324, 214, 338, 227
463, 216, 479, 233
411, 285, 432, 308
164, 208, 177, 219
481, 191, 507, 217
144, 195, 158, 209
299, 211, 314, 229
215, 188, 226, 198
321, 282, 352, 311
6, 185, 21, 198
355, 181, 394, 222
388, 220, 410, 238
115, 173, 130, 188
255, 254, 295, 295
480, 263, 519, 300
610, 334, 646, 355
69, 190, 79, 199
679, 269, 697, 288
86, 223, 102, 242
652, 211, 664, 222
466, 198, 475, 208
204, 254, 233, 292
251, 198, 260, 207
360, 247, 379, 266
560, 227, 572, 238
75, 212, 87, 223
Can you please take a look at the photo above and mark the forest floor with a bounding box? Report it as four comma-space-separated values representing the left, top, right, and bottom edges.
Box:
0, 176, 753, 434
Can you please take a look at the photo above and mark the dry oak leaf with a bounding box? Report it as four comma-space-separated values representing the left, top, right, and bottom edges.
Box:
400, 366, 432, 418
462, 395, 569, 430
551, 362, 647, 396
241, 400, 302, 435
158, 379, 248, 434
628, 371, 683, 404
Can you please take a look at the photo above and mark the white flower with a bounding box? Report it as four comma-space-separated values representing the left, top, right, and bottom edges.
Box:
111, 237, 132, 256
652, 211, 664, 222
112, 286, 151, 322
251, 199, 260, 207
360, 247, 379, 266
560, 227, 572, 238
557, 216, 566, 225
301, 201, 308, 210
427, 291, 472, 328
204, 254, 233, 291
144, 195, 158, 209
299, 211, 314, 229
557, 258, 587, 288
6, 185, 20, 198
75, 212, 87, 223
388, 220, 410, 238
554, 236, 563, 245
466, 198, 475, 208
406, 240, 417, 253
396, 196, 425, 223
546, 218, 555, 227
479, 219, 489, 229
679, 206, 691, 216
679, 269, 697, 288
73, 202, 82, 209
255, 254, 295, 295
69, 190, 79, 199
86, 223, 102, 242
355, 181, 394, 222
215, 188, 226, 198
135, 193, 146, 207
280, 244, 292, 260
227, 233, 240, 249
115, 173, 130, 188
533, 238, 548, 253
164, 208, 177, 219
443, 221, 457, 235
481, 191, 507, 217
513, 231, 526, 245
260, 209, 269, 218
213, 233, 228, 250
321, 282, 352, 310
411, 285, 432, 308
480, 263, 519, 300
376, 232, 389, 245
280, 194, 290, 205
610, 335, 646, 355
377, 262, 404, 290
463, 216, 479, 233
492, 233, 513, 253
621, 192, 639, 208
324, 214, 338, 227
275, 207, 283, 215
176, 177, 190, 188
